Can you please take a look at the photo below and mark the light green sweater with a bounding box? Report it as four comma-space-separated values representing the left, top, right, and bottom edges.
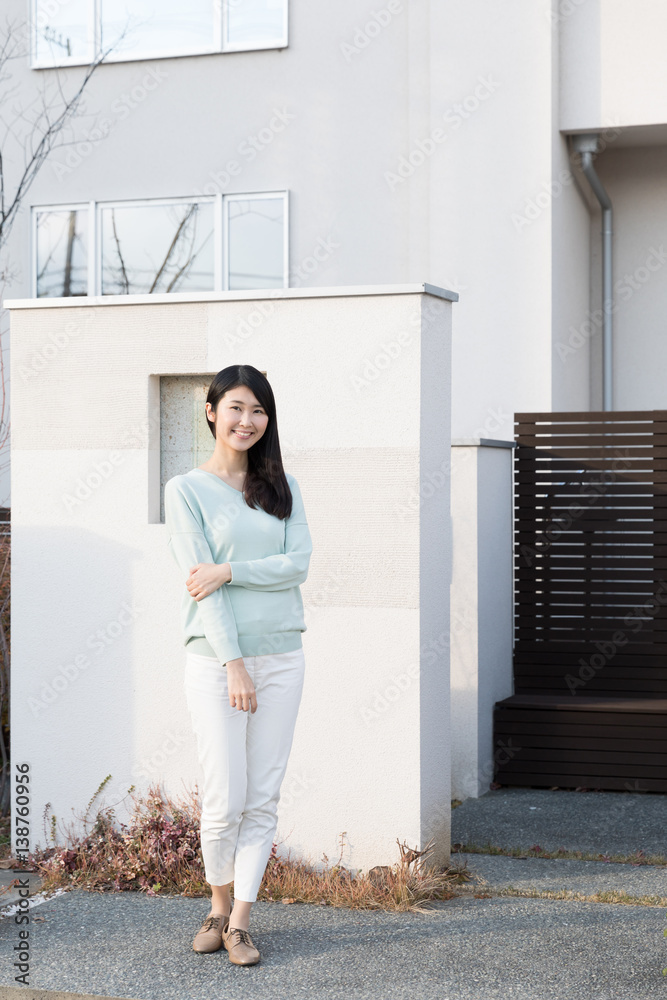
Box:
164, 469, 312, 663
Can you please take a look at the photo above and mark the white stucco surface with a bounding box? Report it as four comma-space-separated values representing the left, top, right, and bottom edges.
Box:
7, 285, 454, 872
450, 441, 514, 800
560, 0, 667, 132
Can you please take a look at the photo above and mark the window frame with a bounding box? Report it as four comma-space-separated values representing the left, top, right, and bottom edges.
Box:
29, 0, 288, 69
31, 191, 289, 299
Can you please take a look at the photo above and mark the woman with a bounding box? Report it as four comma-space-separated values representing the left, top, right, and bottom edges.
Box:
164, 364, 312, 967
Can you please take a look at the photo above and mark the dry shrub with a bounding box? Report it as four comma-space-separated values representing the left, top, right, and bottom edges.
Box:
27, 781, 208, 897
262, 833, 470, 912
15, 779, 470, 912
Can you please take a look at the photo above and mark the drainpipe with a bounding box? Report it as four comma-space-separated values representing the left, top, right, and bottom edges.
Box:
572, 133, 613, 411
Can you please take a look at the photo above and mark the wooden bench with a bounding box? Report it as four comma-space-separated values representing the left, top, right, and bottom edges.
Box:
493, 694, 667, 791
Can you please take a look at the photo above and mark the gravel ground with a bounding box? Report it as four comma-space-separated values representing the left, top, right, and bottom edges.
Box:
457, 852, 667, 898
0, 887, 665, 1000
2, 787, 665, 1000
451, 787, 667, 856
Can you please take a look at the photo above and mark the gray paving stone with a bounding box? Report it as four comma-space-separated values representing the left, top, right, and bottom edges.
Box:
457, 852, 667, 898
451, 787, 667, 856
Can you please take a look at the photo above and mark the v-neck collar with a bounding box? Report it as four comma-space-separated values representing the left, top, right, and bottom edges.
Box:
191, 468, 245, 495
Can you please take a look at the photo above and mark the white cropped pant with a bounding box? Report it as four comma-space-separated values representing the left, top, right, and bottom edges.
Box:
183, 646, 305, 902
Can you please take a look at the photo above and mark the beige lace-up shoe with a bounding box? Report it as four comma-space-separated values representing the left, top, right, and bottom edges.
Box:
221, 923, 261, 965
192, 912, 229, 953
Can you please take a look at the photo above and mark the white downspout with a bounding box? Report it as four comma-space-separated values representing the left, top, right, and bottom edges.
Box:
572, 133, 613, 411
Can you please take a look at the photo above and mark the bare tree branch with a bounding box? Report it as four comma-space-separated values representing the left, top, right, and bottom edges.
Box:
0, 9, 137, 816
149, 203, 198, 293
0, 12, 134, 252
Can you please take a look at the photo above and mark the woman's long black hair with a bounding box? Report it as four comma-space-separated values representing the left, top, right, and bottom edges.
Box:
205, 364, 293, 520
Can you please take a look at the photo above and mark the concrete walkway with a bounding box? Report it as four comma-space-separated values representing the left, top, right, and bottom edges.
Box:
0, 788, 665, 1000
456, 852, 667, 900
451, 787, 667, 856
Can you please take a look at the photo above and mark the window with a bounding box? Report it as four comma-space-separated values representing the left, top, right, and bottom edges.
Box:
101, 0, 216, 59
226, 0, 287, 48
31, 0, 288, 68
32, 192, 288, 298
225, 194, 285, 290
100, 200, 215, 295
33, 0, 90, 64
35, 206, 89, 297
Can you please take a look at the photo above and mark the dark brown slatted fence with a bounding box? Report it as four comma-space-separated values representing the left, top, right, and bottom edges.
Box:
494, 410, 667, 791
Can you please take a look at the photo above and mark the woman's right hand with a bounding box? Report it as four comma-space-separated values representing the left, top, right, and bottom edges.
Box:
224, 658, 257, 713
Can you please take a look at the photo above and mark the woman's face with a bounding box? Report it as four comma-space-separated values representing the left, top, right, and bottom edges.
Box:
207, 385, 269, 450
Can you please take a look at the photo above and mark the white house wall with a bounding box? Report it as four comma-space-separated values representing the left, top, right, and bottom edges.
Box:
560, 0, 667, 132
585, 145, 667, 411
3, 0, 584, 470
450, 441, 514, 800
7, 286, 454, 871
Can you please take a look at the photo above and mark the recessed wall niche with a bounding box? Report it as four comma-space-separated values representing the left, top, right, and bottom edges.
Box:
158, 372, 267, 522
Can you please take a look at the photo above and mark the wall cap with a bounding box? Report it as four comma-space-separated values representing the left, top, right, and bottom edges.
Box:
2, 281, 459, 310
451, 438, 516, 448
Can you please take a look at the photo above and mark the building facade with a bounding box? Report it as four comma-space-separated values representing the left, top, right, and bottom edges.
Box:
4, 0, 667, 813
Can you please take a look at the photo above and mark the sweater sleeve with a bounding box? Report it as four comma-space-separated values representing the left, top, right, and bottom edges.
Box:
164, 478, 244, 665
226, 475, 312, 592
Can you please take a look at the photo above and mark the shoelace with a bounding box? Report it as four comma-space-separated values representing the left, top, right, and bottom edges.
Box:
227, 926, 254, 948
200, 915, 223, 934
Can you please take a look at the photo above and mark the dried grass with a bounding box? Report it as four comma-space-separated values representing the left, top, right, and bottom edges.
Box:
8, 778, 471, 912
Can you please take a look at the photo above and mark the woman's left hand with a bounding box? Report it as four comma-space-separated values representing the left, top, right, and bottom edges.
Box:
186, 562, 231, 601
